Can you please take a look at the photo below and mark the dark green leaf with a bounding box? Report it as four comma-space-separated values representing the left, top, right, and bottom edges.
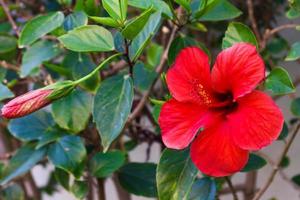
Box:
8, 110, 54, 142
19, 11, 64, 47
280, 156, 290, 168
241, 153, 267, 172
93, 75, 133, 152
0, 184, 25, 200
122, 6, 154, 40
290, 97, 300, 117
47, 135, 87, 176
0, 34, 17, 54
0, 144, 46, 185
58, 25, 115, 52
71, 180, 88, 199
52, 89, 92, 133
128, 0, 172, 18
278, 122, 288, 140
222, 22, 258, 49
36, 129, 65, 149
0, 84, 14, 101
89, 150, 126, 178
21, 40, 62, 77
152, 104, 162, 123
54, 167, 70, 190
188, 177, 216, 200
63, 11, 88, 31
118, 162, 157, 197
285, 42, 300, 61
133, 62, 157, 91
89, 16, 120, 28
292, 174, 300, 186
198, 0, 241, 21
124, 140, 138, 151
157, 148, 198, 200
265, 67, 295, 95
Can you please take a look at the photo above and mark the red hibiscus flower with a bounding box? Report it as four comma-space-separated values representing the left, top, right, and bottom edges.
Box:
158, 43, 284, 177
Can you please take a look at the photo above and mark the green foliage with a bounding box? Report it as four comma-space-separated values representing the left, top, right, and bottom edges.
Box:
19, 12, 64, 47
93, 75, 134, 152
285, 42, 300, 61
0, 84, 14, 101
0, 184, 25, 200
291, 97, 300, 117
118, 162, 157, 197
128, 0, 172, 18
188, 177, 216, 200
241, 153, 267, 172
102, 0, 128, 22
0, 34, 17, 54
157, 148, 198, 200
63, 11, 88, 32
265, 67, 295, 95
278, 122, 289, 140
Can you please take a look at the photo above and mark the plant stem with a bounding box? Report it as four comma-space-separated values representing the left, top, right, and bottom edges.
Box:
0, 0, 20, 37
225, 176, 239, 200
73, 53, 122, 85
97, 178, 106, 200
124, 39, 134, 76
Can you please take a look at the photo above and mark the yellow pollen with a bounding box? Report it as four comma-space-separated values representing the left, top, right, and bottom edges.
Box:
195, 83, 212, 105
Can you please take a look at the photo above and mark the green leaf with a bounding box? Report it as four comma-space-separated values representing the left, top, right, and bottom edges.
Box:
290, 97, 300, 117
241, 153, 267, 172
89, 16, 120, 28
222, 22, 258, 49
19, 11, 64, 47
36, 129, 65, 149
52, 89, 92, 133
102, 0, 127, 22
0, 184, 25, 200
0, 84, 14, 101
47, 135, 87, 176
285, 42, 300, 61
63, 51, 100, 92
89, 150, 125, 178
118, 162, 157, 197
286, 7, 300, 19
128, 0, 172, 18
58, 25, 115, 52
122, 6, 154, 40
21, 40, 62, 77
133, 62, 157, 91
54, 167, 70, 190
175, 0, 191, 12
168, 36, 210, 65
292, 174, 300, 186
8, 110, 54, 142
0, 34, 17, 54
278, 122, 288, 140
265, 67, 295, 95
198, 0, 242, 21
152, 104, 162, 123
188, 177, 216, 200
71, 180, 88, 199
147, 43, 163, 68
157, 148, 198, 200
280, 156, 290, 168
0, 144, 46, 185
93, 75, 134, 152
129, 11, 161, 61
63, 11, 88, 32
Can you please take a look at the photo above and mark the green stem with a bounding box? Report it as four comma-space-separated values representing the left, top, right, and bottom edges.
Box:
73, 53, 123, 85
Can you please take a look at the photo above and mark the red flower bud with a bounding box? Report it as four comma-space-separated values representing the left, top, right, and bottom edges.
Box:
1, 89, 52, 119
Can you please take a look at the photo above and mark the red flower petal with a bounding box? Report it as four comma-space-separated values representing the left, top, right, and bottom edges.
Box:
166, 47, 215, 105
211, 43, 265, 100
227, 91, 284, 150
190, 124, 249, 177
158, 99, 216, 149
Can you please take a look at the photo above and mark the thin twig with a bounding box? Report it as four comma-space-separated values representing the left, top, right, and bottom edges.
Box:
225, 176, 239, 200
0, 60, 19, 71
253, 122, 300, 200
0, 0, 20, 37
246, 0, 261, 43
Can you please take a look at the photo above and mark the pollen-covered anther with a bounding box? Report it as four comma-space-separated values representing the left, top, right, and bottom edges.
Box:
195, 83, 212, 105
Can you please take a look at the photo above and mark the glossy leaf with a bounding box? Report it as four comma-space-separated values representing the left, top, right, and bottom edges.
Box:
118, 163, 157, 197
0, 144, 46, 185
241, 153, 267, 172
188, 177, 216, 200
0, 84, 14, 101
122, 6, 154, 40
102, 0, 127, 22
63, 11, 88, 31
52, 89, 92, 133
133, 62, 157, 91
58, 25, 115, 52
222, 22, 258, 49
291, 97, 300, 117
265, 67, 295, 95
93, 75, 134, 152
19, 12, 64, 47
0, 34, 17, 54
89, 150, 126, 178
198, 0, 242, 21
8, 110, 54, 142
278, 122, 289, 140
285, 42, 300, 61
128, 0, 172, 18
175, 0, 191, 12
21, 40, 62, 77
157, 148, 198, 200
89, 16, 120, 28
47, 135, 87, 176
36, 129, 65, 149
